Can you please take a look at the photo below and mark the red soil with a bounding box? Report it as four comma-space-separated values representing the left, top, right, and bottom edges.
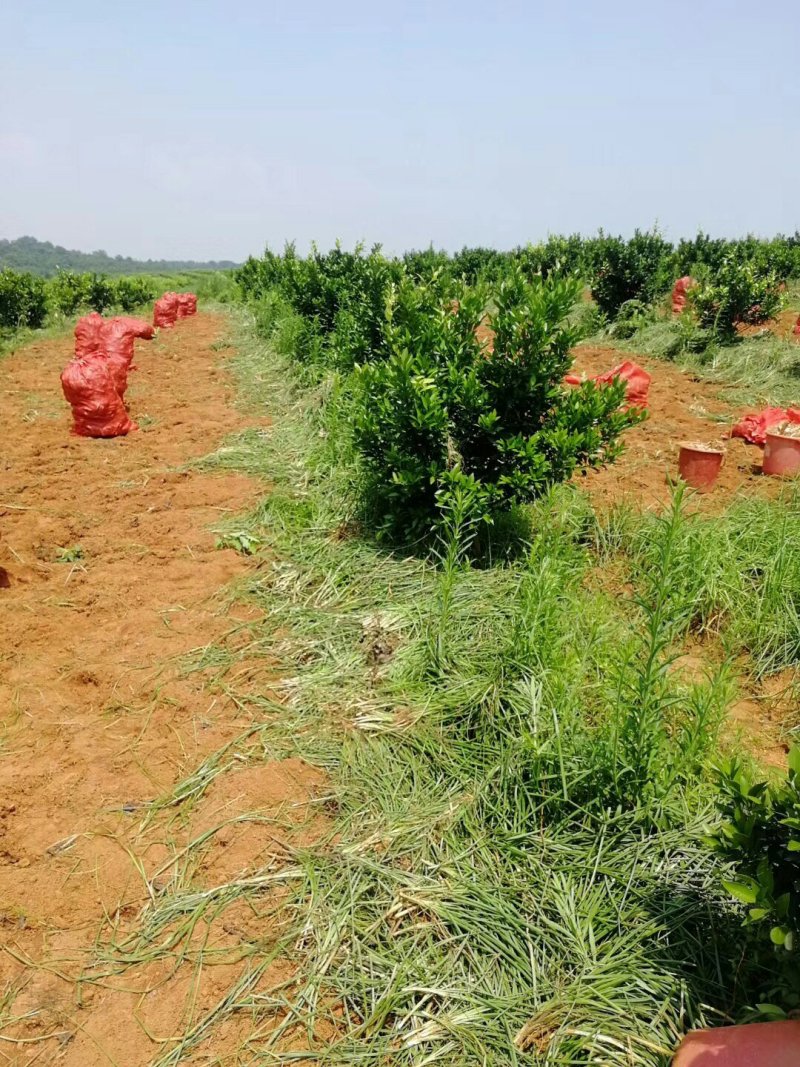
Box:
0, 315, 324, 1065
569, 344, 786, 510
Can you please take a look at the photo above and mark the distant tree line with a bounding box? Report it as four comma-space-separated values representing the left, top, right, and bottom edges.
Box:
0, 236, 239, 277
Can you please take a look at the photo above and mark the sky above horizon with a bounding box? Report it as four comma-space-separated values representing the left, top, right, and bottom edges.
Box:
1, 0, 797, 262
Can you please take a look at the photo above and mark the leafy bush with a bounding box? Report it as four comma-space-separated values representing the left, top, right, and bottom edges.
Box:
0, 269, 48, 329
515, 234, 587, 281
48, 270, 91, 315
588, 229, 673, 318
711, 749, 800, 1007
113, 276, 155, 311
84, 273, 116, 313
236, 243, 402, 368
350, 271, 643, 543
607, 298, 654, 339
450, 246, 506, 284
402, 246, 451, 282
689, 258, 784, 339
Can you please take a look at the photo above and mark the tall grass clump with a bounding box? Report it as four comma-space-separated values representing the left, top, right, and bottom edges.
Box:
601, 487, 800, 680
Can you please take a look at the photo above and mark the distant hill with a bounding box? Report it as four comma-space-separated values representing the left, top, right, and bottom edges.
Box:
0, 236, 240, 277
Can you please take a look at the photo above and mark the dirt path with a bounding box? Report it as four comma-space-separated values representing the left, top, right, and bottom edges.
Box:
0, 316, 322, 1065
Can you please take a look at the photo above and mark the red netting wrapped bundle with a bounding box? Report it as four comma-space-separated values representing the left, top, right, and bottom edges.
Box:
153, 291, 180, 328
564, 360, 651, 409
732, 407, 800, 446
793, 314, 800, 337
671, 276, 697, 315
176, 292, 197, 317
114, 316, 155, 341
100, 317, 154, 397
61, 356, 136, 438
74, 312, 106, 358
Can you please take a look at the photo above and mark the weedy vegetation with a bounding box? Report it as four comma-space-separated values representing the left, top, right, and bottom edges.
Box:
135, 249, 800, 1062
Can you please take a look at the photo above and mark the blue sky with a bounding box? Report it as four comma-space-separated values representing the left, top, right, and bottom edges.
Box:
1, 0, 797, 260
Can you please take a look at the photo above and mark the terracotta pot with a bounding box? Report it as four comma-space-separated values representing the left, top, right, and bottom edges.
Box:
678, 442, 725, 492
673, 1020, 800, 1066
763, 430, 800, 477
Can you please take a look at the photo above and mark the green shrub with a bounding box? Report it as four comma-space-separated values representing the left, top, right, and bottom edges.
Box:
607, 298, 654, 339
48, 270, 91, 315
236, 243, 402, 368
113, 276, 154, 312
711, 749, 800, 1007
689, 257, 784, 339
85, 273, 116, 313
0, 269, 48, 329
350, 271, 643, 543
450, 246, 506, 284
515, 234, 588, 281
588, 229, 673, 319
402, 245, 452, 282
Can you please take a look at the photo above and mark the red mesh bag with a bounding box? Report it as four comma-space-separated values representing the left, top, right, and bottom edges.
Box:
153, 292, 179, 328
671, 276, 696, 314
564, 360, 651, 408
94, 317, 155, 398
61, 356, 136, 438
74, 312, 105, 358
101, 321, 133, 397
114, 316, 155, 341
732, 407, 800, 446
793, 314, 800, 337
177, 292, 197, 317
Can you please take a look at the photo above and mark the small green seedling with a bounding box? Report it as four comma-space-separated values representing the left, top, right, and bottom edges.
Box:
56, 545, 84, 563
215, 531, 261, 555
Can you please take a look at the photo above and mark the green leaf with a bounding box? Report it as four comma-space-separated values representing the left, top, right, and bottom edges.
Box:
722, 880, 759, 905
756, 1004, 787, 1019
748, 908, 769, 921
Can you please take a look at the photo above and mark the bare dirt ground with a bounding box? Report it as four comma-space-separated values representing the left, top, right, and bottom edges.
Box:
0, 315, 325, 1065
569, 344, 788, 510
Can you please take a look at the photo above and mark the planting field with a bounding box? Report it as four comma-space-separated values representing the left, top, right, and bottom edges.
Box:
1, 240, 800, 1065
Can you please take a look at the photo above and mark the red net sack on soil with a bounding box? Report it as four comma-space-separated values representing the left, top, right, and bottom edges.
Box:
564, 360, 651, 408
732, 407, 800, 446
176, 293, 196, 318
153, 292, 180, 328
74, 312, 106, 358
671, 276, 696, 315
61, 356, 136, 438
100, 318, 153, 397
793, 314, 800, 337
114, 316, 155, 341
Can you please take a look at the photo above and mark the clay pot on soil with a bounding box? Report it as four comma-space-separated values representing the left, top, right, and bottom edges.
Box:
763, 424, 800, 477
672, 1019, 800, 1066
678, 442, 725, 492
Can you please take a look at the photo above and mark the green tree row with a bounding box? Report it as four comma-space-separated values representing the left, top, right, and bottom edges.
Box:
0, 235, 239, 277
0, 269, 156, 330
